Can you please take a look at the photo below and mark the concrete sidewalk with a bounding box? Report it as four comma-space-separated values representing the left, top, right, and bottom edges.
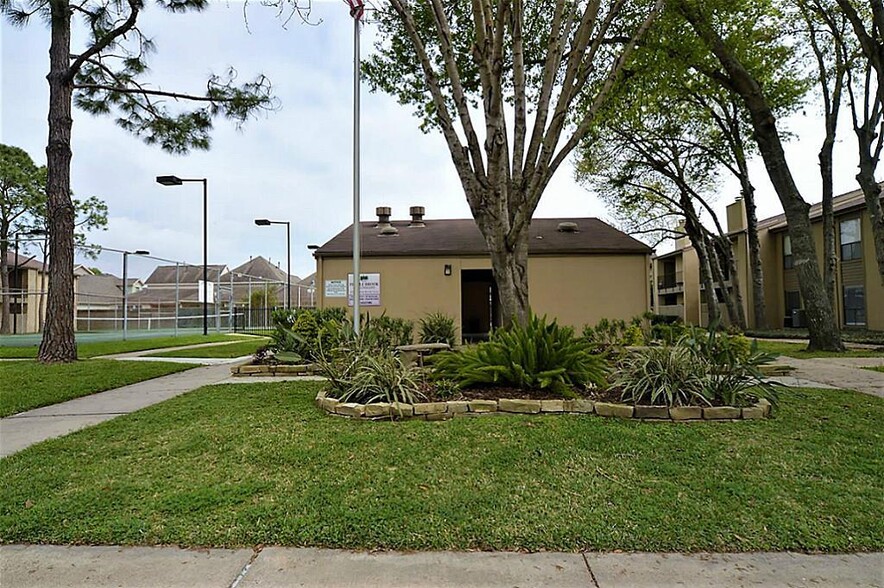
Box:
1, 545, 880, 587
778, 355, 884, 398
0, 363, 234, 457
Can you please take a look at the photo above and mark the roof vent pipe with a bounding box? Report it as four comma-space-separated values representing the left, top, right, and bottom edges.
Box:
379, 226, 399, 236
409, 206, 426, 227
557, 221, 578, 233
376, 206, 392, 229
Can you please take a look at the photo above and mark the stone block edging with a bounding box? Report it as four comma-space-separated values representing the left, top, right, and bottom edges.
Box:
231, 363, 316, 377
314, 391, 771, 422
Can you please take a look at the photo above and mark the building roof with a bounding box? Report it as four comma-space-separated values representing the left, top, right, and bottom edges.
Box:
314, 218, 652, 258
222, 256, 297, 284
3, 252, 46, 271
75, 274, 123, 303
144, 264, 227, 285
758, 185, 882, 232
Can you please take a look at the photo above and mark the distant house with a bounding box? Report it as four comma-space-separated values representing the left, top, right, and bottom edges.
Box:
73, 267, 144, 331
129, 263, 228, 310
222, 256, 301, 307
3, 252, 52, 334
312, 206, 652, 340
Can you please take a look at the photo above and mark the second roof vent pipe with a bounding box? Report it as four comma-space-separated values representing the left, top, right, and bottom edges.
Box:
409, 206, 426, 227
376, 206, 392, 229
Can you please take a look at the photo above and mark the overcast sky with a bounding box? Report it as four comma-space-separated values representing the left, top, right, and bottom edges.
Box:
0, 1, 865, 283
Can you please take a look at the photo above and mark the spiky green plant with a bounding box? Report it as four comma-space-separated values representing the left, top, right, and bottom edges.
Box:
432, 313, 608, 395
419, 312, 458, 347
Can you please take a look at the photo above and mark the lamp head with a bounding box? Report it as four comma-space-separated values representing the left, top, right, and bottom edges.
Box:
156, 175, 183, 186
254, 219, 272, 226
307, 244, 320, 250
133, 250, 150, 255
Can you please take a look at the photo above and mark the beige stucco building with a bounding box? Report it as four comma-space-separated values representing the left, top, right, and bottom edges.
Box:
652, 186, 884, 331
3, 253, 51, 334
313, 207, 652, 341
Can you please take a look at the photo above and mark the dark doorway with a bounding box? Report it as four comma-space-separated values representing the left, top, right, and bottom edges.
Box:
461, 269, 499, 342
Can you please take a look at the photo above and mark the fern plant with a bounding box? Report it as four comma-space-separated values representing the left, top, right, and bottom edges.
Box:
431, 313, 608, 395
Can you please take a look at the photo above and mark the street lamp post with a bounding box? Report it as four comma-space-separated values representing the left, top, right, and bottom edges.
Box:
254, 219, 291, 309
157, 175, 208, 335
11, 229, 48, 335
122, 249, 150, 340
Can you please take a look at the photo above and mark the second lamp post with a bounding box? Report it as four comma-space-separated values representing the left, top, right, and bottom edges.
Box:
156, 175, 209, 335
254, 219, 291, 309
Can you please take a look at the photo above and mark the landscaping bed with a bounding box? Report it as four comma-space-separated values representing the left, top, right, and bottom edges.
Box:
315, 389, 772, 422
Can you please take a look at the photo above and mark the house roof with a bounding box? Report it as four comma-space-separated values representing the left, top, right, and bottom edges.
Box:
223, 256, 298, 284
75, 274, 124, 302
3, 252, 46, 271
314, 218, 652, 258
144, 264, 227, 285
758, 185, 882, 232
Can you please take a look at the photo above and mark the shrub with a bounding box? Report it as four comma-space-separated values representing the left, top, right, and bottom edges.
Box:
583, 316, 648, 348
616, 323, 779, 408
314, 337, 423, 405
367, 314, 414, 347
617, 346, 712, 407
419, 312, 458, 347
432, 313, 608, 395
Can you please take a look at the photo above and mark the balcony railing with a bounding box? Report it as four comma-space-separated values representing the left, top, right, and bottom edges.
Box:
656, 304, 684, 317
657, 271, 684, 290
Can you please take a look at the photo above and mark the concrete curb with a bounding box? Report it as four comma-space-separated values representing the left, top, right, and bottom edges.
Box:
1, 545, 880, 588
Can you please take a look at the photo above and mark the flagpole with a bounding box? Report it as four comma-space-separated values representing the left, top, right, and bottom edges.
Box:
348, 0, 365, 335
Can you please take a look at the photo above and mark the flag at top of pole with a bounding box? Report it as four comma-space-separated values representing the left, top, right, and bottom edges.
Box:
346, 0, 366, 20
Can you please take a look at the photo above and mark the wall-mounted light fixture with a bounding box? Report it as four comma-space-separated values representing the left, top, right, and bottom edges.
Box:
444, 264, 452, 276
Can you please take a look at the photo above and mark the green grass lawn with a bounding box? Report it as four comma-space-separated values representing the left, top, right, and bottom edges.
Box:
753, 339, 884, 359
0, 360, 197, 418
864, 366, 884, 373
146, 338, 270, 359
1, 382, 881, 553
0, 334, 253, 359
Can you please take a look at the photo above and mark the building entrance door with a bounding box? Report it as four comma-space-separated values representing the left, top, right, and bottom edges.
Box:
461, 269, 499, 342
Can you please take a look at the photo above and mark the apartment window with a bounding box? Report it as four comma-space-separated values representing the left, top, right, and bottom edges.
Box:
840, 218, 862, 261
783, 235, 793, 269
843, 286, 866, 326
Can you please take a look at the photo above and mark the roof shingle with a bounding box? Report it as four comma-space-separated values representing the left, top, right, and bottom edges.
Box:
314, 218, 651, 258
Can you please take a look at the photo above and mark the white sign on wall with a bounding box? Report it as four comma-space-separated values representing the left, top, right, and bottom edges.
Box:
347, 273, 381, 307
325, 279, 347, 298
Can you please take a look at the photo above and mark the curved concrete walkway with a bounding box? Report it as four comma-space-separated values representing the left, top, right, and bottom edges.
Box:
778, 355, 884, 398
1, 545, 881, 588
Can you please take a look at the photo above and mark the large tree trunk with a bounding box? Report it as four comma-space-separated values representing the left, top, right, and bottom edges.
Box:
730, 115, 767, 329
0, 223, 10, 334
856, 157, 884, 284
677, 4, 843, 351
38, 0, 77, 362
684, 221, 719, 326
483, 221, 530, 329
820, 141, 838, 309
